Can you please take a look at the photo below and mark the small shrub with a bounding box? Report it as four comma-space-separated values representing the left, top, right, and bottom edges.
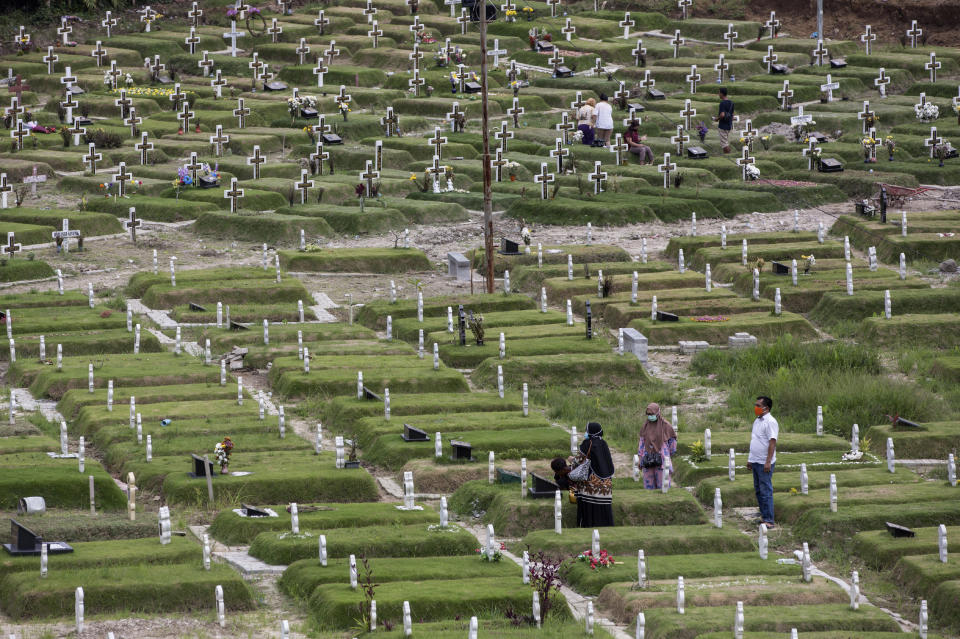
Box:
83, 129, 123, 149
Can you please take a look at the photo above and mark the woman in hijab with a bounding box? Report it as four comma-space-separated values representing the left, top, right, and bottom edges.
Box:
637, 403, 678, 490
572, 421, 615, 527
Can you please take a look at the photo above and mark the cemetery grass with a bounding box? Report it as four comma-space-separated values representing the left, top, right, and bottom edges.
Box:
357, 294, 536, 329
278, 248, 433, 273
0, 511, 158, 543
248, 523, 477, 565
316, 392, 520, 430
863, 420, 960, 458
689, 336, 945, 437
0, 329, 164, 361
793, 499, 960, 544
0, 462, 126, 511
473, 354, 654, 394
208, 502, 439, 545
141, 278, 310, 308
0, 562, 253, 620
125, 267, 277, 298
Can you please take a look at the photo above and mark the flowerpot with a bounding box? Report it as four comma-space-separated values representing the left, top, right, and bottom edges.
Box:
344, 460, 361, 469
476, 338, 484, 346
510, 174, 517, 181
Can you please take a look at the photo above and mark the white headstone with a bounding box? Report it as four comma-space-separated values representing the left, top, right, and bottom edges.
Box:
713, 488, 722, 527
728, 448, 736, 481
677, 576, 685, 614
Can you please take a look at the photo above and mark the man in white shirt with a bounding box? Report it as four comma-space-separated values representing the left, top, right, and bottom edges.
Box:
748, 395, 778, 529
593, 93, 613, 146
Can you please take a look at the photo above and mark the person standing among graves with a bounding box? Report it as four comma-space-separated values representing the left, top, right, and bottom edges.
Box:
748, 396, 778, 529
593, 94, 614, 147
625, 122, 654, 165
637, 403, 677, 489
715, 86, 734, 153
576, 97, 596, 146
573, 422, 615, 527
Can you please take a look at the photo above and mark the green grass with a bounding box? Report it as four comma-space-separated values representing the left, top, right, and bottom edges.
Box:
353, 411, 552, 448
395, 309, 568, 343
0, 562, 253, 620
248, 523, 477, 565
272, 203, 409, 234
665, 232, 819, 259
472, 245, 631, 277
308, 577, 548, 630
280, 556, 518, 600
472, 353, 651, 391
863, 420, 960, 459
439, 334, 611, 368
0, 536, 199, 578
894, 554, 960, 600
1, 208, 123, 238
122, 450, 378, 508
0, 290, 88, 309
853, 526, 950, 571
774, 482, 958, 525
506, 195, 657, 225
83, 195, 217, 222
674, 450, 881, 485
320, 392, 520, 432
126, 267, 275, 298
793, 499, 960, 543
169, 302, 311, 323
10, 354, 219, 400
690, 336, 945, 437
635, 604, 899, 638
695, 466, 920, 508
208, 502, 440, 545
930, 580, 960, 630
5, 305, 127, 335
859, 313, 960, 349
449, 481, 706, 537
0, 511, 157, 543
142, 277, 310, 308
357, 294, 536, 330
59, 384, 237, 420
0, 259, 55, 283
512, 261, 672, 292
278, 248, 433, 273
519, 525, 753, 564
628, 312, 815, 345
271, 360, 470, 398
364, 426, 569, 470
0, 457, 126, 511
0, 329, 163, 361
544, 271, 704, 299
192, 210, 336, 244
809, 288, 955, 327
0, 221, 56, 246
205, 322, 375, 351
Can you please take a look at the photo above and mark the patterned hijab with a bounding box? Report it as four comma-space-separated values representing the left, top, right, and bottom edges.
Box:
640, 403, 676, 453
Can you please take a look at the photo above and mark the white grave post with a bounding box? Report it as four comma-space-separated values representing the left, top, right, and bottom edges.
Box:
677, 576, 685, 614
567, 300, 573, 326
384, 388, 390, 420
57, 343, 63, 370
350, 554, 358, 589
146, 435, 152, 462
571, 427, 578, 454
801, 542, 812, 582
887, 437, 895, 473
704, 429, 712, 459
88, 363, 94, 393
900, 253, 907, 280
939, 524, 948, 563
774, 288, 782, 315
705, 265, 712, 292
488, 451, 495, 483
75, 586, 84, 634
497, 365, 504, 399
816, 406, 824, 436
830, 473, 838, 512
220, 360, 226, 386
60, 421, 68, 455
159, 505, 171, 545
435, 432, 442, 458
920, 600, 928, 639
714, 488, 722, 528
215, 584, 225, 627
107, 382, 115, 412
759, 522, 768, 559
78, 436, 84, 472
279, 406, 286, 439
801, 463, 808, 495
522, 383, 529, 416
586, 601, 595, 635
948, 453, 956, 486
433, 343, 439, 370
319, 535, 327, 566
554, 490, 562, 534
734, 602, 744, 639
728, 448, 736, 481
852, 423, 859, 452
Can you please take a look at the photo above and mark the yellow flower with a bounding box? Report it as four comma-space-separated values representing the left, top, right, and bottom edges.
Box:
409, 174, 417, 180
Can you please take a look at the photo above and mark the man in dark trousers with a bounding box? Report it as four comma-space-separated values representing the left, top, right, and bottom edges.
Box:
748, 396, 778, 529
716, 87, 734, 153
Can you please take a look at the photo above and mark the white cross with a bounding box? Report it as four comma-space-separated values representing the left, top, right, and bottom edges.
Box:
609, 134, 628, 166
658, 153, 677, 188
550, 137, 569, 172
534, 162, 554, 200
267, 18, 283, 43
313, 56, 329, 88
926, 52, 941, 83
670, 30, 684, 58
445, 0, 461, 17
925, 126, 942, 158
812, 39, 828, 66
686, 65, 701, 93
22, 165, 46, 198
561, 18, 576, 41
874, 67, 890, 97
0, 175, 11, 209
639, 70, 656, 93
631, 39, 646, 66
314, 10, 330, 34
858, 100, 875, 134
723, 24, 737, 51
736, 146, 756, 181
764, 45, 778, 73
802, 137, 821, 170
860, 24, 876, 55
135, 132, 153, 165
714, 54, 729, 82
488, 39, 507, 67
620, 12, 635, 39
677, 0, 692, 20
102, 11, 117, 37
198, 51, 214, 77
588, 161, 607, 194
820, 74, 840, 102
44, 46, 59, 74
223, 21, 246, 58
506, 97, 524, 127
83, 143, 102, 174
671, 125, 690, 155
185, 27, 200, 55
763, 11, 780, 39
57, 16, 72, 46
224, 178, 244, 212
778, 80, 793, 110
681, 99, 697, 130
907, 20, 922, 48
368, 21, 383, 48
188, 2, 203, 27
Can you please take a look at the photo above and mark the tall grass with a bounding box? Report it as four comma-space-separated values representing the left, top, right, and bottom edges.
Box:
537, 385, 681, 455
690, 336, 945, 436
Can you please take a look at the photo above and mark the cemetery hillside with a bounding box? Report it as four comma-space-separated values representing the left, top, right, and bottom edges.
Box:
5, 0, 960, 636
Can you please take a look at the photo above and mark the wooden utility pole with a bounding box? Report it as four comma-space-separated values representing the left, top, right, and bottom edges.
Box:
479, 0, 495, 293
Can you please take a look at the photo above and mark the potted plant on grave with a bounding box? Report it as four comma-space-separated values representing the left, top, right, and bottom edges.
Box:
521, 225, 532, 252
935, 141, 952, 167
861, 135, 878, 163
523, 6, 535, 20
696, 121, 708, 143
214, 436, 233, 474
468, 312, 485, 346
885, 135, 896, 161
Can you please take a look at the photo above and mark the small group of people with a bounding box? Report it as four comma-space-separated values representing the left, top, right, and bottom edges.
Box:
551, 395, 777, 530
575, 93, 653, 164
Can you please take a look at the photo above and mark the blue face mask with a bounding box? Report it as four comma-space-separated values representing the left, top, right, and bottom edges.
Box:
647, 414, 657, 421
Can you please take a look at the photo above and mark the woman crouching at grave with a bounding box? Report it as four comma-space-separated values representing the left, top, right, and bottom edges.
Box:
570, 422, 615, 527
576, 98, 596, 146
637, 403, 677, 490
